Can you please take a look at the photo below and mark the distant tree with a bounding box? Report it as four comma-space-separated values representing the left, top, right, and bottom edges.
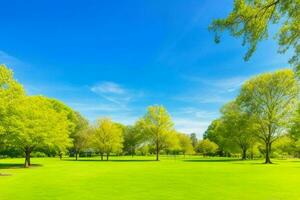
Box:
210, 0, 300, 72
190, 133, 198, 150
177, 133, 194, 156
196, 139, 218, 156
70, 112, 89, 160
204, 119, 233, 156
137, 105, 174, 161
46, 99, 77, 159
220, 101, 257, 160
11, 96, 72, 167
92, 118, 123, 160
237, 69, 299, 163
123, 125, 143, 157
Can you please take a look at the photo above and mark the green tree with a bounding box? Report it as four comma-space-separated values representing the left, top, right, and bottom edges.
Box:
70, 112, 89, 160
137, 105, 174, 161
190, 133, 198, 150
11, 96, 72, 167
92, 118, 123, 160
220, 101, 257, 160
237, 69, 299, 163
123, 125, 143, 157
177, 133, 194, 156
196, 139, 219, 156
210, 0, 300, 72
0, 65, 24, 153
204, 119, 233, 156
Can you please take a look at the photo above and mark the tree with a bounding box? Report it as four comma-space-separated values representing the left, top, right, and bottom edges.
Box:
237, 69, 299, 163
220, 101, 257, 160
0, 65, 24, 153
46, 99, 76, 159
190, 133, 198, 150
123, 125, 143, 157
11, 96, 72, 167
70, 112, 89, 160
92, 118, 123, 160
137, 105, 174, 161
204, 119, 233, 156
196, 139, 218, 156
177, 133, 194, 156
210, 0, 300, 72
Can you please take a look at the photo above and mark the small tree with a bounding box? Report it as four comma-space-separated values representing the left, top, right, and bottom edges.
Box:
137, 105, 174, 161
190, 133, 198, 150
70, 112, 89, 160
123, 125, 143, 157
177, 133, 194, 157
92, 118, 123, 160
197, 139, 218, 157
238, 69, 299, 163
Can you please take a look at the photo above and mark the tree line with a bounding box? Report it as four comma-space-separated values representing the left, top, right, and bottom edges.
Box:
1, 64, 300, 166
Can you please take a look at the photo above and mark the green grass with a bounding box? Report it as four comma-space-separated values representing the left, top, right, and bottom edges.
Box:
1, 156, 300, 200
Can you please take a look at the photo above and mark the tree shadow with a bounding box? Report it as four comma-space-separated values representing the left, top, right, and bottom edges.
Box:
184, 159, 241, 163
63, 159, 156, 162
0, 163, 42, 169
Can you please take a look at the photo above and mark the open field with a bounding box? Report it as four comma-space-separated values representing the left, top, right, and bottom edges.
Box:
1, 156, 300, 200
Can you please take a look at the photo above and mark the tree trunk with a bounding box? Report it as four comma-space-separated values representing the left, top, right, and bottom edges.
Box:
106, 153, 109, 161
156, 141, 159, 161
75, 152, 78, 161
242, 148, 247, 160
59, 153, 62, 160
265, 142, 272, 164
24, 148, 31, 168
100, 153, 103, 161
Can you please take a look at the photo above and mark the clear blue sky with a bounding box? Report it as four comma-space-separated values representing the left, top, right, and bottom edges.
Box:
0, 0, 291, 138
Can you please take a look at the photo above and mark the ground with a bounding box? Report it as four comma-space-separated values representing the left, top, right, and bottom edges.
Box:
0, 156, 299, 200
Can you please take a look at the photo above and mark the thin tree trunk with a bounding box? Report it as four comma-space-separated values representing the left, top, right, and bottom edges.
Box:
106, 153, 109, 161
156, 140, 159, 161
24, 148, 31, 168
100, 153, 103, 161
265, 142, 272, 164
75, 152, 78, 161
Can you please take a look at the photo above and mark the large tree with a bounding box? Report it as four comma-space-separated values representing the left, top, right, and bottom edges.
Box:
11, 96, 72, 167
92, 118, 123, 161
237, 69, 299, 163
220, 101, 257, 160
137, 105, 174, 161
210, 0, 300, 72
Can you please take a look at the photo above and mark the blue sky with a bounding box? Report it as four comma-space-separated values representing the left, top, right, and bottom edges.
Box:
0, 0, 291, 138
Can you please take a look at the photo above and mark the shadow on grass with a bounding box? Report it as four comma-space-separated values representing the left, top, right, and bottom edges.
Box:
63, 159, 156, 162
184, 159, 241, 163
0, 163, 42, 169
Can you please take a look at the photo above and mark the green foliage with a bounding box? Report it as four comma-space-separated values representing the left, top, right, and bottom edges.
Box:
177, 133, 194, 155
137, 105, 174, 160
220, 101, 257, 159
196, 139, 219, 156
92, 118, 123, 160
123, 125, 144, 156
210, 0, 300, 72
237, 69, 299, 163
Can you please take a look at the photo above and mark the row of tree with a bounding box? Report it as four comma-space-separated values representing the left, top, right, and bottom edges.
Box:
204, 69, 300, 163
1, 64, 210, 166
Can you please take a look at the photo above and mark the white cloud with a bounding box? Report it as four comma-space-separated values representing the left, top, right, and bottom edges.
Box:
173, 117, 210, 138
91, 81, 125, 95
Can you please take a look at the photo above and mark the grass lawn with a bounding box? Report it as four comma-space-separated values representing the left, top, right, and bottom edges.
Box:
0, 156, 300, 200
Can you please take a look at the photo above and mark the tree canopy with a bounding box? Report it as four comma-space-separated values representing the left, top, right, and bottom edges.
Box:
210, 0, 300, 72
